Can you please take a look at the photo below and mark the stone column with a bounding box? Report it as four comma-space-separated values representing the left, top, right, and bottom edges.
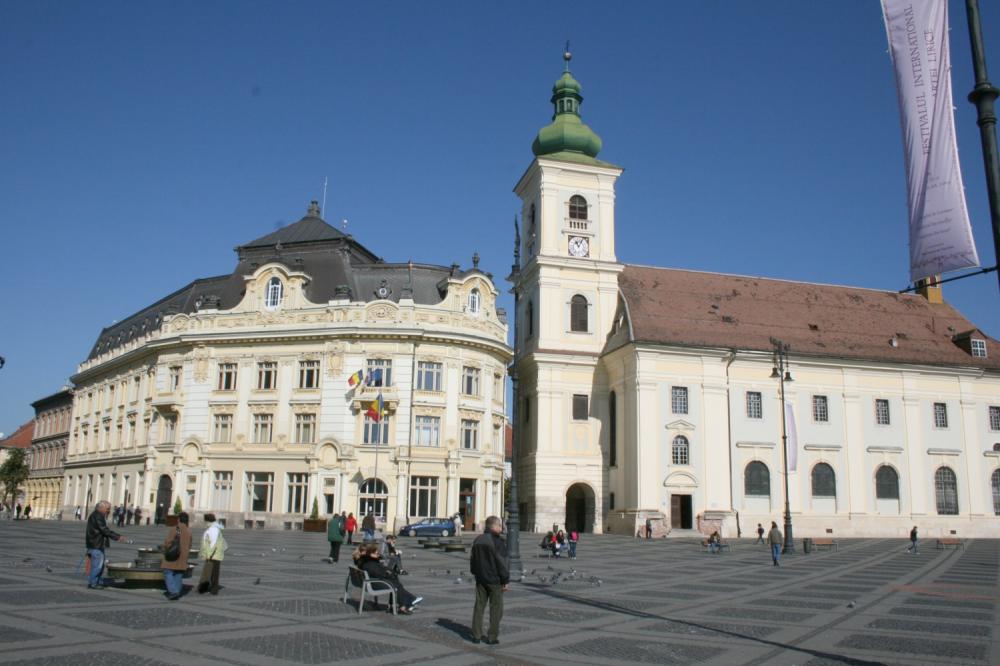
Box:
960, 398, 985, 515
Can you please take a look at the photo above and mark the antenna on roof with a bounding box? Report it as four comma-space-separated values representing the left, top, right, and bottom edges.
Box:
321, 176, 328, 219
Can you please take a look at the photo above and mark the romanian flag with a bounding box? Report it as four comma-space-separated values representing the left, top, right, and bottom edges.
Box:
347, 370, 364, 387
366, 393, 386, 421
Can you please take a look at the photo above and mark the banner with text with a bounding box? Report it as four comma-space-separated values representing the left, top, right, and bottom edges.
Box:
882, 0, 979, 282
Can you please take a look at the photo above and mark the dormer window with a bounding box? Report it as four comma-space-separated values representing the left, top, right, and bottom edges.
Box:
568, 195, 588, 220
468, 288, 481, 315
971, 339, 987, 358
265, 277, 283, 310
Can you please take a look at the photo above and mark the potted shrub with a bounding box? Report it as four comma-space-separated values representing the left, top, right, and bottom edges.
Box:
303, 498, 327, 532
164, 497, 183, 526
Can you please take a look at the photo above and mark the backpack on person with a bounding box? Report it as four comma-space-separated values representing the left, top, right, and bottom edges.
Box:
164, 527, 182, 562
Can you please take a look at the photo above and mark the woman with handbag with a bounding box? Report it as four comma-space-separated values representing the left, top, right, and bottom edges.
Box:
161, 512, 192, 600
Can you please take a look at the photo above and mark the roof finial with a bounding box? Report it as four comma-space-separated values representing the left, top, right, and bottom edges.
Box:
563, 40, 572, 71
472, 251, 480, 269
307, 200, 321, 218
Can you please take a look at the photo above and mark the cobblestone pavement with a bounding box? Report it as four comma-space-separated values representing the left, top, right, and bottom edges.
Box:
0, 521, 996, 665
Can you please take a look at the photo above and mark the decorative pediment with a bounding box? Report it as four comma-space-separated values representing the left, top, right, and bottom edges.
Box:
663, 470, 698, 488
665, 419, 696, 431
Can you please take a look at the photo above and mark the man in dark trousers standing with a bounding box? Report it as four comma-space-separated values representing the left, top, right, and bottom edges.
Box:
326, 512, 345, 563
469, 515, 509, 645
85, 501, 127, 589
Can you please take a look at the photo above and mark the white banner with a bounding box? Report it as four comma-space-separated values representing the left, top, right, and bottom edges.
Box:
882, 0, 979, 281
784, 402, 798, 473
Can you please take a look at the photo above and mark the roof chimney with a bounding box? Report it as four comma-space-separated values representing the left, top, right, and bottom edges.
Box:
307, 200, 321, 218
916, 275, 943, 303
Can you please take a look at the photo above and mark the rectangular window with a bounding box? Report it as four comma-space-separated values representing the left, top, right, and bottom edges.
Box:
572, 394, 589, 421
216, 363, 237, 391
286, 473, 309, 514
971, 339, 987, 358
294, 413, 316, 443
746, 391, 762, 419
990, 406, 1000, 431
493, 424, 502, 453
126, 416, 136, 447
812, 395, 829, 423
131, 376, 140, 402
366, 358, 392, 387
461, 419, 479, 450
933, 402, 948, 428
363, 414, 390, 445
252, 414, 273, 443
875, 398, 891, 425
162, 416, 176, 443
169, 366, 181, 392
462, 366, 481, 396
298, 360, 320, 389
409, 476, 438, 518
493, 373, 504, 402
213, 414, 233, 443
213, 471, 233, 510
257, 362, 277, 390
246, 472, 273, 512
416, 361, 442, 391
414, 415, 440, 447
108, 384, 116, 407
671, 386, 689, 415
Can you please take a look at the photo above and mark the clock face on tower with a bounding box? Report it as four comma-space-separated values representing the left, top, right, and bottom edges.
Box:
568, 236, 590, 258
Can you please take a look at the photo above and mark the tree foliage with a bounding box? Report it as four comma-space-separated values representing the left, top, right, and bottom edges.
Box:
0, 449, 30, 510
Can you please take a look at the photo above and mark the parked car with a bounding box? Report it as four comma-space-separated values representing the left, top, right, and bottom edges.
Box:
398, 517, 456, 538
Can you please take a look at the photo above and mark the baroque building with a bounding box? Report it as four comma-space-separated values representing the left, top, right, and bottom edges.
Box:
27, 388, 72, 518
512, 54, 1000, 538
63, 203, 510, 530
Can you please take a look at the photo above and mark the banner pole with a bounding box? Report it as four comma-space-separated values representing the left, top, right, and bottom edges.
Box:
965, 0, 1000, 292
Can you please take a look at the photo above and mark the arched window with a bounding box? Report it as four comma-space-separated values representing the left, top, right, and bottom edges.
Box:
608, 391, 617, 467
570, 295, 588, 332
468, 288, 481, 314
935, 466, 959, 515
993, 443, 1000, 452
991, 469, 1000, 516
744, 461, 770, 497
875, 465, 899, 500
359, 478, 388, 518
265, 277, 283, 310
811, 463, 836, 497
568, 195, 588, 220
671, 435, 689, 465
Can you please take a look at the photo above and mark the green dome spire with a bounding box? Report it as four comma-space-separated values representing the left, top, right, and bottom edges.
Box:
531, 48, 603, 159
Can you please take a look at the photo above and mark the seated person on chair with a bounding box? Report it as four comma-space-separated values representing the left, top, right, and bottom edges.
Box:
540, 531, 557, 556
554, 530, 568, 557
357, 544, 422, 614
379, 535, 406, 575
708, 530, 721, 554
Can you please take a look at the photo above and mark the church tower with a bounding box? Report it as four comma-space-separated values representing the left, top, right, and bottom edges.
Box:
511, 50, 623, 533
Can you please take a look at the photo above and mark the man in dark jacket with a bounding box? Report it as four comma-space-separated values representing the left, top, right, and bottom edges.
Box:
85, 501, 126, 589
326, 512, 345, 563
469, 515, 509, 645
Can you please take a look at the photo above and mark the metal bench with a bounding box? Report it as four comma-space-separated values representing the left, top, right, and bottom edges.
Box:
700, 540, 732, 553
936, 538, 965, 550
812, 538, 838, 551
342, 566, 397, 615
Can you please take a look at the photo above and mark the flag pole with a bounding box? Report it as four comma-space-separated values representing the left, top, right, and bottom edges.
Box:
964, 0, 1000, 292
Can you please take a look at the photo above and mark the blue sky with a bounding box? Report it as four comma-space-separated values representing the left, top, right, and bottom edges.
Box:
2, 1, 999, 433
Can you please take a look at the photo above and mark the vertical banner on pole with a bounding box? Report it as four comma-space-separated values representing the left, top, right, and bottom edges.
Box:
882, 0, 980, 281
784, 402, 798, 473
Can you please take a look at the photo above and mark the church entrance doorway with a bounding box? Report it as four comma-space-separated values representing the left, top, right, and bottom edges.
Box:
670, 494, 693, 529
565, 483, 596, 533
155, 474, 172, 524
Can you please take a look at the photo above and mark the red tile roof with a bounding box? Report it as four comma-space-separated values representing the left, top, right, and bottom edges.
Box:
0, 421, 35, 450
618, 265, 1000, 370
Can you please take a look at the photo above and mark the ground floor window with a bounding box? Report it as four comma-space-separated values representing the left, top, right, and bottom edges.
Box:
286, 473, 309, 514
324, 477, 336, 514
409, 476, 438, 518
935, 466, 958, 515
247, 472, 274, 512
213, 472, 233, 510
991, 468, 1000, 516
359, 478, 388, 518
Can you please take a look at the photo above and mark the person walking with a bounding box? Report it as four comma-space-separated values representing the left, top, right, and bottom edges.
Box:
453, 514, 463, 537
126, 506, 134, 525
75, 506, 83, 521
85, 501, 127, 589
197, 513, 226, 595
326, 511, 345, 563
134, 506, 143, 525
470, 515, 509, 645
345, 513, 357, 544
361, 513, 376, 541
906, 526, 919, 554
15, 503, 21, 520
644, 517, 652, 539
755, 523, 765, 545
767, 521, 783, 567
568, 530, 579, 559
160, 512, 192, 601
23, 504, 32, 520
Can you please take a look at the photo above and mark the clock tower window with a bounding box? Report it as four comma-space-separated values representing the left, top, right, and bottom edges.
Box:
570, 295, 589, 332
568, 195, 588, 220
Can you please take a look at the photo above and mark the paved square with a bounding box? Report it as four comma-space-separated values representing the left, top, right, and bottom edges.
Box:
0, 521, 996, 665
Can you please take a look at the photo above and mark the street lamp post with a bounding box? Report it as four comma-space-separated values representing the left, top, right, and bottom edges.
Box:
769, 337, 795, 554
505, 216, 523, 576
